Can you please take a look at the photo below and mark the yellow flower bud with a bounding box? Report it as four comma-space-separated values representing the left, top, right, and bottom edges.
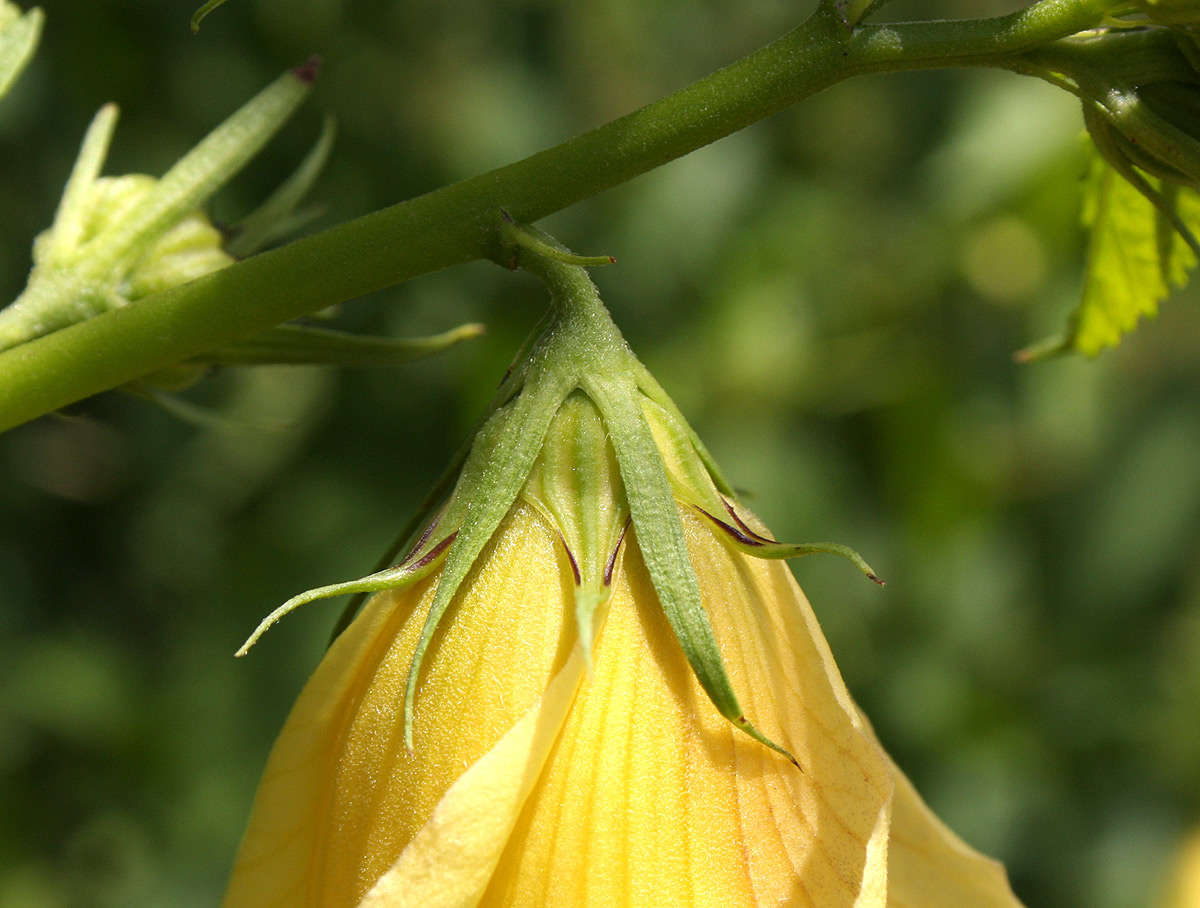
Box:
224, 497, 1019, 907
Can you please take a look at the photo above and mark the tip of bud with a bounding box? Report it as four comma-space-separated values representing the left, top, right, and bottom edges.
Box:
293, 55, 322, 84
1014, 334, 1068, 364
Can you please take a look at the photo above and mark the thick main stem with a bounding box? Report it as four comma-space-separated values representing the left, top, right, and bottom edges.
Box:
0, 0, 1109, 432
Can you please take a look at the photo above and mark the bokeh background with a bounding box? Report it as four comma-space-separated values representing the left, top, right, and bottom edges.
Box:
2, 0, 1200, 905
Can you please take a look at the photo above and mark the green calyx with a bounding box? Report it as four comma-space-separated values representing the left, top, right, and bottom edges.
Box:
1018, 23, 1200, 253
238, 218, 881, 767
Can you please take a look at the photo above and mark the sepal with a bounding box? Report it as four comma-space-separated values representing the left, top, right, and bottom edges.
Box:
522, 391, 629, 662
588, 375, 801, 768
639, 396, 727, 515
401, 371, 574, 750
695, 500, 884, 585
236, 528, 458, 657
190, 0, 232, 33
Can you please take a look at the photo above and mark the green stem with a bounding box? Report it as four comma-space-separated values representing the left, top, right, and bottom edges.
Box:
0, 0, 1109, 432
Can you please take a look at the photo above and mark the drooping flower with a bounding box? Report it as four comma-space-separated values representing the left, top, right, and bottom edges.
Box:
224, 223, 1022, 907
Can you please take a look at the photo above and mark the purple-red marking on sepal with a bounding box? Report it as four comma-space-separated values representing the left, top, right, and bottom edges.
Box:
604, 520, 630, 585
695, 506, 765, 547
723, 498, 774, 544
399, 515, 441, 565
411, 531, 457, 569
560, 534, 582, 585
292, 55, 322, 84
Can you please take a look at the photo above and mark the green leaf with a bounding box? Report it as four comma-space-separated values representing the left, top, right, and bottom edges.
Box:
692, 503, 884, 584
1032, 145, 1200, 358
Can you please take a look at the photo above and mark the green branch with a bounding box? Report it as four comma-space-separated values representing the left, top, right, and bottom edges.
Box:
0, 0, 1110, 432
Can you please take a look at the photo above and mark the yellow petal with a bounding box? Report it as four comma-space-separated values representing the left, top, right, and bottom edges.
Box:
482, 508, 895, 907
227, 501, 1023, 907
360, 636, 590, 907
884, 754, 1021, 907
224, 503, 575, 908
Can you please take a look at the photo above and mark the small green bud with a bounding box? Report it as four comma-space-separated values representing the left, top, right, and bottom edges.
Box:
0, 65, 314, 352
0, 0, 41, 100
